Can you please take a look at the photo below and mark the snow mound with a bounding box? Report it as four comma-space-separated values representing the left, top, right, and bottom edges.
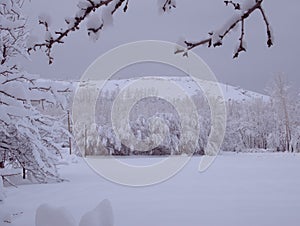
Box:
57, 152, 79, 165
35, 199, 113, 226
79, 199, 114, 226
35, 204, 76, 226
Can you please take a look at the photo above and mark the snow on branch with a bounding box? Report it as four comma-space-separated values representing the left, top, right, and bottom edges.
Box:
175, 0, 273, 58
224, 0, 241, 10
0, 65, 18, 76
160, 0, 176, 12
28, 0, 272, 63
0, 0, 72, 186
28, 0, 130, 64
0, 0, 27, 66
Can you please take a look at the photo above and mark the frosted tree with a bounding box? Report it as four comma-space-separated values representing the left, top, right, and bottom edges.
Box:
266, 74, 292, 152
191, 93, 211, 154
292, 95, 300, 151
27, 0, 273, 64
222, 100, 244, 151
0, 0, 69, 183
234, 99, 272, 150
222, 98, 272, 152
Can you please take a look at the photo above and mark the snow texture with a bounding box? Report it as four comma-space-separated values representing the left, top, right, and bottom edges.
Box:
2, 153, 300, 226
86, 14, 102, 41
241, 0, 257, 11
34, 199, 113, 226
35, 204, 76, 226
79, 199, 114, 226
102, 6, 114, 28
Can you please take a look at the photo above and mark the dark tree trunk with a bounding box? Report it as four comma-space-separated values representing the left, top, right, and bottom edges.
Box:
22, 168, 26, 179
0, 161, 4, 168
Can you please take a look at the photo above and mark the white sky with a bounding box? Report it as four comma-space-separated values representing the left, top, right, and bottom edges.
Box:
19, 0, 300, 93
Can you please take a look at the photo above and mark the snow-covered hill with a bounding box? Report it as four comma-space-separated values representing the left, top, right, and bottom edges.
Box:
39, 76, 268, 102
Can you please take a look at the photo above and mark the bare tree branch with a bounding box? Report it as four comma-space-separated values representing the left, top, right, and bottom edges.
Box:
234, 17, 246, 59
224, 1, 241, 10
28, 0, 272, 62
162, 0, 176, 12
176, 0, 273, 58
2, 75, 35, 85
258, 5, 273, 47
28, 0, 129, 64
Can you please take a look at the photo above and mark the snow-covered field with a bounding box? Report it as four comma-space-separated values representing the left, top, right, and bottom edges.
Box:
1, 152, 300, 226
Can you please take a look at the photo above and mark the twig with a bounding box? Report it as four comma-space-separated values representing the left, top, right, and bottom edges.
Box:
224, 0, 240, 10
258, 5, 273, 47
2, 176, 18, 188
233, 18, 246, 58
162, 0, 176, 12
28, 0, 129, 64
178, 0, 272, 58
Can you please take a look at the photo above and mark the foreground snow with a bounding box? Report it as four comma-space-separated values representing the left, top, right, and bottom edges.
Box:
1, 152, 300, 226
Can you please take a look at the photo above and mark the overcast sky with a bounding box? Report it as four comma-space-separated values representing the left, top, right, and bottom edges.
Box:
19, 0, 300, 94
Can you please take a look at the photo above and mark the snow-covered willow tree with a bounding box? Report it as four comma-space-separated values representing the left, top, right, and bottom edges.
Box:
221, 83, 300, 153
291, 94, 300, 151
70, 78, 299, 155
266, 74, 298, 152
222, 98, 273, 151
0, 0, 70, 183
28, 0, 273, 63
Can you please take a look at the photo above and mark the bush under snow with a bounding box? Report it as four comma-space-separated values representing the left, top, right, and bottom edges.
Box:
35, 199, 113, 226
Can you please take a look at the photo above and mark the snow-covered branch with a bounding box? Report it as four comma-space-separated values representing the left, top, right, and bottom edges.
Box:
176, 0, 273, 58
0, 0, 73, 185
28, 0, 130, 64
161, 0, 176, 12
0, 0, 27, 66
28, 0, 273, 63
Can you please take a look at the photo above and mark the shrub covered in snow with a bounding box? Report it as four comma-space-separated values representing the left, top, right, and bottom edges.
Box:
71, 78, 300, 155
0, 0, 71, 184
